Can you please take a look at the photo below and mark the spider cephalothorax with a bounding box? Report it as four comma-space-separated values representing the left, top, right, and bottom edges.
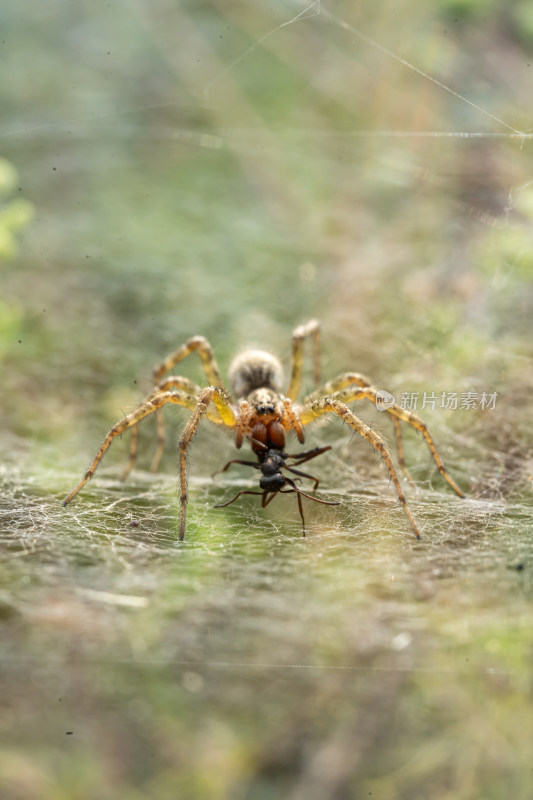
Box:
64, 320, 465, 539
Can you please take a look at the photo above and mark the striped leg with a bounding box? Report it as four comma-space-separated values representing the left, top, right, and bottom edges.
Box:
65, 386, 237, 540
309, 373, 462, 497
148, 337, 227, 478
64, 389, 203, 507
152, 336, 225, 387
286, 319, 321, 401
299, 398, 421, 539
177, 386, 237, 539
122, 376, 202, 481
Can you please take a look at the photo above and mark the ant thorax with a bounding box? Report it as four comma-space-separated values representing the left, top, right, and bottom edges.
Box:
228, 350, 284, 400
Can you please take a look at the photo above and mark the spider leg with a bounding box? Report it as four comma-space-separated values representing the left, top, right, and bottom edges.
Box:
177, 386, 237, 539
306, 373, 417, 485
306, 371, 372, 403
392, 416, 416, 487
149, 376, 213, 474
286, 319, 321, 401
299, 398, 422, 539
152, 336, 226, 388
332, 385, 464, 497
64, 389, 202, 506
121, 376, 204, 481
64, 385, 237, 541
307, 373, 401, 477
141, 337, 229, 481
307, 374, 463, 497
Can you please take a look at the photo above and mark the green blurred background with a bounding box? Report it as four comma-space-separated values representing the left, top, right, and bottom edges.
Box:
1, 1, 533, 798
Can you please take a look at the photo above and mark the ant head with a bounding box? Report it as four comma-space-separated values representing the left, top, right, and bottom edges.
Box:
261, 451, 285, 475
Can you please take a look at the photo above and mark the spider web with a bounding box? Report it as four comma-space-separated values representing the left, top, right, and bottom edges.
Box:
0, 0, 531, 598
1, 0, 531, 636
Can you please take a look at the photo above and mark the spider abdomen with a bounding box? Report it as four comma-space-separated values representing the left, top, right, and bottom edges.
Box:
228, 350, 284, 399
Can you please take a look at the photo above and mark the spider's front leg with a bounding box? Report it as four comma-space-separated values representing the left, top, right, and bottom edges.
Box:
177, 386, 237, 540
306, 371, 415, 481
299, 397, 422, 539
63, 389, 200, 507
309, 373, 464, 497
64, 385, 237, 541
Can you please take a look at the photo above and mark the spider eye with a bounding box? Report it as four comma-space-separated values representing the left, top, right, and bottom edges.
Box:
257, 404, 275, 415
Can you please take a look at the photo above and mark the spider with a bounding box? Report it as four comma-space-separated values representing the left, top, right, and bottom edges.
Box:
63, 320, 464, 539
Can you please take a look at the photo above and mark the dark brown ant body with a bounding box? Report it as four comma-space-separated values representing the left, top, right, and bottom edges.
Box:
214, 412, 339, 535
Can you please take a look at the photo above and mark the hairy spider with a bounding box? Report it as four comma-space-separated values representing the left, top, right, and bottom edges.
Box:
63, 320, 464, 539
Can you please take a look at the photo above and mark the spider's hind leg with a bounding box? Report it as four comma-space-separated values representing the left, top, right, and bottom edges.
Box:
286, 319, 322, 401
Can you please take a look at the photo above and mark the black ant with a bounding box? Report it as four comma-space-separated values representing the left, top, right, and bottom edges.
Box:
213, 443, 339, 536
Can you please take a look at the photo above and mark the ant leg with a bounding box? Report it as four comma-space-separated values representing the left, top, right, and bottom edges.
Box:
295, 489, 306, 536
280, 480, 340, 507
287, 445, 332, 466
285, 465, 321, 491
214, 489, 264, 508
262, 491, 281, 508
280, 479, 341, 536
212, 459, 259, 479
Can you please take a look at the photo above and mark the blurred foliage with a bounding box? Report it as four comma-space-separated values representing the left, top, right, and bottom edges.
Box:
0, 157, 33, 261
1, 0, 533, 798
